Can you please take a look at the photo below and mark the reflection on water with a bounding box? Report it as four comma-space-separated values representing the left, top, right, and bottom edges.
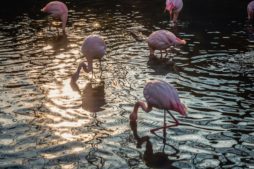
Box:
0, 0, 254, 168
130, 120, 179, 169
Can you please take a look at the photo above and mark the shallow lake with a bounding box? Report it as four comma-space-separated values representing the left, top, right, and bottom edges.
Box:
0, 0, 254, 168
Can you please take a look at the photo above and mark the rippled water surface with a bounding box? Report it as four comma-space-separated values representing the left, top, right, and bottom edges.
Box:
0, 0, 254, 168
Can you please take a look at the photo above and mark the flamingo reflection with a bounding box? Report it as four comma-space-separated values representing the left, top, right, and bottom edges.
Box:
130, 121, 180, 169
70, 80, 106, 113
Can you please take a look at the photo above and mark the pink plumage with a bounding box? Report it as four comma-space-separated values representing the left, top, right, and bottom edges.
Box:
72, 35, 106, 82
41, 1, 68, 34
147, 30, 186, 58
247, 1, 254, 20
130, 80, 187, 133
165, 0, 183, 23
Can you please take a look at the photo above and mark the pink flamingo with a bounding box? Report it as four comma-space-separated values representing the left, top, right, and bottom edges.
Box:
147, 30, 186, 59
247, 1, 254, 20
72, 35, 106, 82
165, 0, 183, 23
129, 80, 187, 133
41, 1, 68, 34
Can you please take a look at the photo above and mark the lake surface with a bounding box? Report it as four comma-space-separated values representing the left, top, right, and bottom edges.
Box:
0, 0, 254, 168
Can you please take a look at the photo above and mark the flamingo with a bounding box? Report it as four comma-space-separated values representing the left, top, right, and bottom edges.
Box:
165, 0, 183, 23
147, 30, 186, 59
71, 35, 106, 82
247, 1, 254, 20
41, 1, 68, 34
129, 80, 187, 133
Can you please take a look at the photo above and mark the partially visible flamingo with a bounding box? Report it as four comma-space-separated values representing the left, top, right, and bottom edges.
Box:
247, 1, 254, 20
147, 30, 186, 59
129, 80, 187, 133
165, 0, 183, 23
41, 1, 68, 34
72, 35, 106, 82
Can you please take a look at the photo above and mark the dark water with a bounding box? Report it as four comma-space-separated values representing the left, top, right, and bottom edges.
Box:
0, 0, 254, 168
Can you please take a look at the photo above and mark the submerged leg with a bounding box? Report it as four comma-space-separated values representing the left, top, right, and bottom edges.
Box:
173, 12, 179, 23
150, 110, 179, 133
164, 49, 168, 58
129, 101, 152, 121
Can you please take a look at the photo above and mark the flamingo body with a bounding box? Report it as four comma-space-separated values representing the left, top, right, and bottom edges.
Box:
130, 80, 187, 133
144, 80, 185, 114
165, 0, 183, 23
72, 35, 106, 82
147, 30, 186, 57
81, 35, 106, 61
247, 1, 254, 20
41, 1, 68, 34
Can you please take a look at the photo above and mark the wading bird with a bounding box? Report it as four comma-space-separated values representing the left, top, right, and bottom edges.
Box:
41, 1, 68, 34
72, 35, 106, 82
147, 30, 186, 59
247, 1, 254, 21
165, 0, 183, 23
129, 80, 187, 133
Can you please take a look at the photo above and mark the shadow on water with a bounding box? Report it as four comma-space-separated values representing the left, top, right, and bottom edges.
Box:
45, 34, 69, 52
70, 80, 106, 112
147, 57, 181, 75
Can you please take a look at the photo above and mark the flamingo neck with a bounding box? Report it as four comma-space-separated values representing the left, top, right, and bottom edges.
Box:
132, 102, 140, 115
75, 63, 83, 75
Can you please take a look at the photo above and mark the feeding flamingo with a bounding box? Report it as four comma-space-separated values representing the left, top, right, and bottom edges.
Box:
247, 1, 254, 20
41, 1, 68, 34
165, 0, 183, 23
147, 30, 186, 59
71, 35, 106, 82
129, 80, 187, 133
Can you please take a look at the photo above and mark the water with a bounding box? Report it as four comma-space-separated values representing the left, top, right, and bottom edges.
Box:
0, 0, 254, 168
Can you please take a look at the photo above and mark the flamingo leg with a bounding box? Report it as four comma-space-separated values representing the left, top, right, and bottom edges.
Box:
149, 47, 155, 59
164, 50, 168, 58
150, 110, 179, 133
173, 12, 179, 23
91, 69, 95, 80
160, 50, 163, 59
99, 59, 103, 79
